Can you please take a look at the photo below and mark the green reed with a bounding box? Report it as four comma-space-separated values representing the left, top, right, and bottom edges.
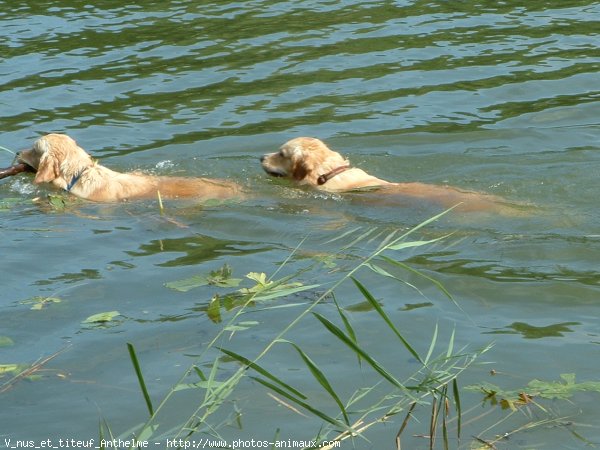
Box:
119, 208, 490, 449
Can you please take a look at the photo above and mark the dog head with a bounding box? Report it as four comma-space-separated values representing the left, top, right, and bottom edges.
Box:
260, 137, 349, 186
19, 134, 94, 186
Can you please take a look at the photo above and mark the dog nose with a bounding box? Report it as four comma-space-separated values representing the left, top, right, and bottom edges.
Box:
260, 155, 265, 162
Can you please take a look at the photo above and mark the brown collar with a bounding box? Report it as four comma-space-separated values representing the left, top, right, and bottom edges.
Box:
317, 165, 350, 185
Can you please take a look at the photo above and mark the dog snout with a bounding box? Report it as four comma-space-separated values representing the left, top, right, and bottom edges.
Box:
15, 148, 33, 167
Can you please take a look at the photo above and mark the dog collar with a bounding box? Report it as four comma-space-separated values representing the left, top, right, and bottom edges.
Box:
66, 168, 87, 191
317, 165, 350, 185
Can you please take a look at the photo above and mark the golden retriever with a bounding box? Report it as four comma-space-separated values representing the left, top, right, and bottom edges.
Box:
18, 134, 243, 202
261, 137, 524, 214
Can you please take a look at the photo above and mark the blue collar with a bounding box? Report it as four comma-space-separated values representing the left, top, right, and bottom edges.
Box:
66, 168, 86, 191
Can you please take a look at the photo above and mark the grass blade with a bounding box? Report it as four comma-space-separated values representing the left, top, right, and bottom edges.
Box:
312, 312, 405, 389
394, 207, 457, 242
452, 378, 462, 440
203, 356, 220, 404
441, 385, 449, 450
253, 283, 320, 302
251, 376, 347, 429
323, 226, 363, 245
290, 343, 350, 425
379, 256, 457, 305
430, 394, 439, 450
127, 342, 154, 417
445, 328, 456, 359
193, 365, 207, 382
395, 401, 417, 450
386, 235, 450, 251
423, 323, 438, 366
219, 348, 307, 399
331, 293, 360, 365
351, 277, 423, 364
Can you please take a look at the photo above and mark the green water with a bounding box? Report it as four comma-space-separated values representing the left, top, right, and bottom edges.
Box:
1, 1, 599, 448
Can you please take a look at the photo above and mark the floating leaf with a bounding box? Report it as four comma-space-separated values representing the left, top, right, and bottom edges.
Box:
165, 274, 211, 292
223, 321, 259, 332
83, 311, 120, 324
528, 373, 600, 400
0, 364, 28, 377
239, 272, 313, 301
0, 336, 14, 347
48, 194, 69, 210
207, 295, 221, 323
20, 296, 61, 310
251, 283, 317, 302
245, 272, 270, 287
466, 373, 600, 409
165, 264, 242, 292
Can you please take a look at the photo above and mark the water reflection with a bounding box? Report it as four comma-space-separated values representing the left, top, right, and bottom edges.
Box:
34, 269, 102, 286
125, 234, 273, 267
486, 321, 580, 339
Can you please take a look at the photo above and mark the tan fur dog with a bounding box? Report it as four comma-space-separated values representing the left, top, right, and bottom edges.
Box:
261, 137, 523, 214
18, 134, 243, 202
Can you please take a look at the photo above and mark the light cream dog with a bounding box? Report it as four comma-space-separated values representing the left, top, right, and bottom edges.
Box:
261, 137, 523, 214
18, 134, 243, 202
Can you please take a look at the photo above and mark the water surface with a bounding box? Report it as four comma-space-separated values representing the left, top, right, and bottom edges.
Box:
1, 1, 599, 448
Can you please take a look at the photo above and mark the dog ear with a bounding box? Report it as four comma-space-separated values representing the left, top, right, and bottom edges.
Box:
288, 145, 310, 180
34, 153, 60, 184
292, 161, 308, 180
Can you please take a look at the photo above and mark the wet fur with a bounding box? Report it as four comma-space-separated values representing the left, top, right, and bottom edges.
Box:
261, 137, 525, 214
19, 134, 243, 202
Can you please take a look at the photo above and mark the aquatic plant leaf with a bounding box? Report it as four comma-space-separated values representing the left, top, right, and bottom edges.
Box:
528, 373, 600, 400
241, 272, 281, 295
351, 277, 423, 364
48, 194, 69, 210
165, 275, 211, 292
423, 323, 439, 366
246, 272, 269, 285
223, 321, 259, 332
386, 235, 448, 251
238, 271, 317, 301
82, 311, 120, 324
0, 364, 28, 377
290, 342, 350, 425
207, 295, 221, 323
250, 376, 347, 429
312, 312, 405, 389
0, 336, 15, 347
251, 283, 318, 302
330, 292, 361, 367
127, 342, 153, 417
219, 348, 307, 400
165, 264, 242, 292
467, 373, 600, 409
20, 296, 61, 310
174, 380, 227, 391
378, 256, 455, 302
452, 378, 462, 439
